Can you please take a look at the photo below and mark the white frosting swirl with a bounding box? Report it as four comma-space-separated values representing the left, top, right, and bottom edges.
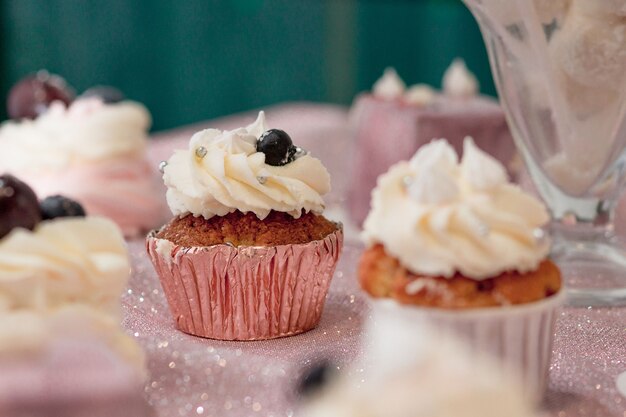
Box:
0, 98, 151, 172
373, 68, 406, 100
363, 138, 550, 280
163, 111, 330, 220
442, 59, 479, 98
0, 217, 130, 315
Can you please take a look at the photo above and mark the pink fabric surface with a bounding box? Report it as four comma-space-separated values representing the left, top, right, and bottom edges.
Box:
125, 103, 625, 416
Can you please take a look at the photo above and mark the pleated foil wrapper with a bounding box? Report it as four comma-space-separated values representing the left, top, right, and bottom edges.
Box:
368, 291, 565, 404
146, 227, 343, 341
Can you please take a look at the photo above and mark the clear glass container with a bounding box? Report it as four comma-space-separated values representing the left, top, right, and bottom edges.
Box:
462, 0, 626, 306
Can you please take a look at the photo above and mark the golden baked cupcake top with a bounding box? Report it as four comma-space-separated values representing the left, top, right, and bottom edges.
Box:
156, 210, 338, 247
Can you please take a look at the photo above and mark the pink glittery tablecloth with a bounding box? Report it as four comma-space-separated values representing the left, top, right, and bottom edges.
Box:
124, 103, 626, 417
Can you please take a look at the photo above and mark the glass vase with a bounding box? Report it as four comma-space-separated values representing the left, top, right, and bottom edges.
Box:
462, 0, 626, 306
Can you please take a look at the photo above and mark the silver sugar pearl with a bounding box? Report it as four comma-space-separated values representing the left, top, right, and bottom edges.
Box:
402, 175, 414, 187
533, 228, 547, 244
478, 223, 490, 237
158, 161, 168, 173
257, 176, 267, 184
195, 146, 207, 158
293, 146, 309, 159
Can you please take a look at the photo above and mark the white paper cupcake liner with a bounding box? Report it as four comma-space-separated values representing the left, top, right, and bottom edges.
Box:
367, 291, 565, 403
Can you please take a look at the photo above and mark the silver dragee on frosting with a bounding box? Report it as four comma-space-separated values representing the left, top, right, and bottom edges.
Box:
163, 111, 331, 220
362, 138, 550, 280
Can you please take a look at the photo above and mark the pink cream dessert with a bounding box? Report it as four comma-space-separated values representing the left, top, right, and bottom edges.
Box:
0, 174, 148, 416
0, 96, 167, 237
348, 60, 516, 225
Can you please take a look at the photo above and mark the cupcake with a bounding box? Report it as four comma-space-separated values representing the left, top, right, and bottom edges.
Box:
0, 174, 148, 416
147, 111, 343, 341
359, 138, 563, 401
300, 320, 540, 417
0, 72, 167, 237
348, 59, 516, 224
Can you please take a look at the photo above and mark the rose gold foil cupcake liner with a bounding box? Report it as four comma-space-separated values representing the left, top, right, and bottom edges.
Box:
146, 227, 343, 341
369, 291, 565, 403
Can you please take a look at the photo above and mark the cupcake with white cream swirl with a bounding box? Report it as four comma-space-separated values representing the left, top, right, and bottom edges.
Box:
147, 112, 343, 341
0, 80, 168, 237
0, 174, 148, 416
358, 138, 563, 402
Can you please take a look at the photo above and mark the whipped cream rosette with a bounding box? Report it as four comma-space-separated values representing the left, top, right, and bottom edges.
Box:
147, 111, 342, 341
442, 58, 479, 98
0, 98, 167, 237
363, 138, 550, 279
0, 217, 129, 316
360, 138, 563, 403
163, 111, 329, 220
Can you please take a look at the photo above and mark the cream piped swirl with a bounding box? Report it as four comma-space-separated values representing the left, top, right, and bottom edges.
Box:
163, 111, 330, 220
0, 98, 150, 173
0, 217, 130, 315
442, 59, 479, 98
363, 138, 550, 280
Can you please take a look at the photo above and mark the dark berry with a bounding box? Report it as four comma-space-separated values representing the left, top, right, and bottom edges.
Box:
257, 129, 297, 166
40, 195, 86, 220
81, 86, 125, 104
7, 71, 75, 119
297, 361, 334, 397
0, 174, 41, 239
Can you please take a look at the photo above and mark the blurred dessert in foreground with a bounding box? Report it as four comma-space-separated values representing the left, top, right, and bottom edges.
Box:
0, 71, 168, 237
348, 59, 515, 224
0, 174, 148, 416
301, 320, 540, 417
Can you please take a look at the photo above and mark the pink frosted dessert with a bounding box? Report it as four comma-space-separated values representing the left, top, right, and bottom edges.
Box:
0, 97, 168, 237
0, 307, 149, 417
0, 176, 148, 416
348, 60, 515, 225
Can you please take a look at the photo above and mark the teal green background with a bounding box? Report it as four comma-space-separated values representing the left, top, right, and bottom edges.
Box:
0, 0, 493, 132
